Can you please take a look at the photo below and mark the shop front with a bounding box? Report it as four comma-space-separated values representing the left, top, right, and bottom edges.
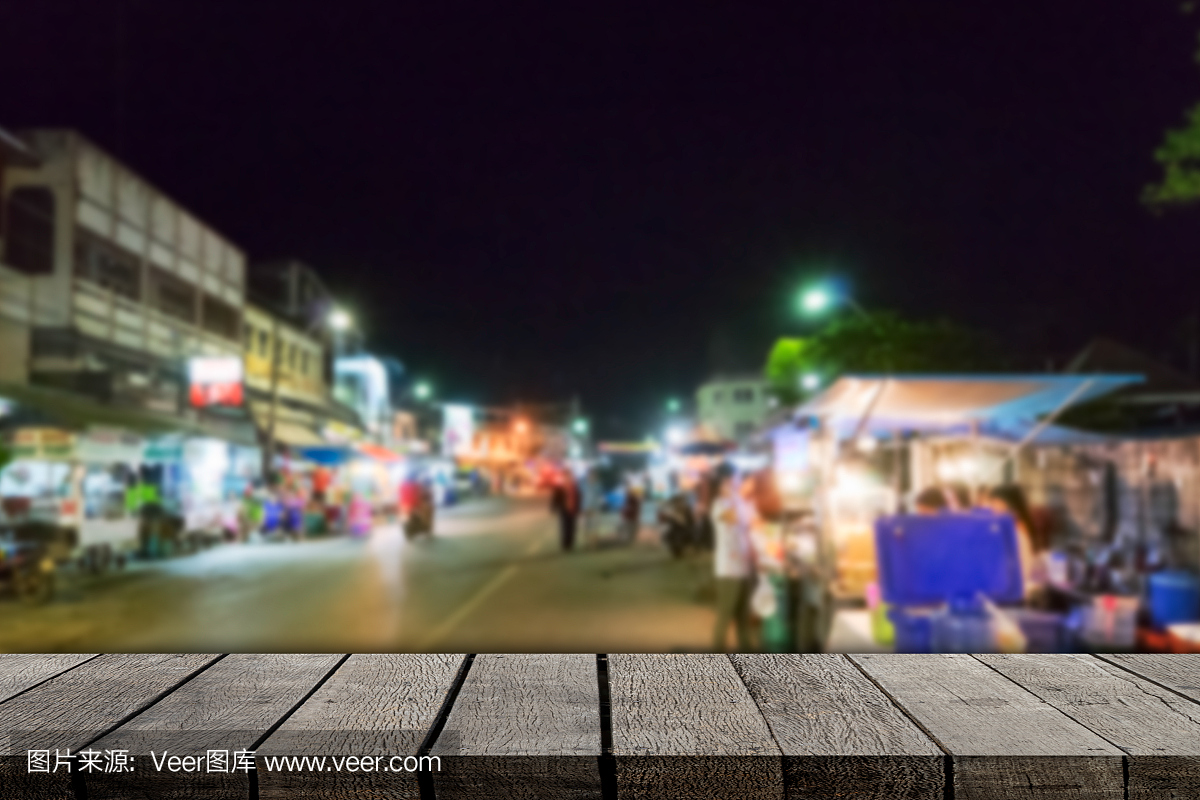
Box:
781, 373, 1144, 653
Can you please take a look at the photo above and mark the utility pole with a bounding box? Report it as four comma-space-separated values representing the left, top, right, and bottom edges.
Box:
262, 325, 281, 484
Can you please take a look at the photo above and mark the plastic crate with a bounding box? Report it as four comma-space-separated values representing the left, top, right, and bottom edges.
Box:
875, 512, 1023, 607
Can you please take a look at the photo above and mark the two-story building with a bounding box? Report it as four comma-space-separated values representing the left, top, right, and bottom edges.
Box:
695, 373, 773, 444
0, 128, 260, 551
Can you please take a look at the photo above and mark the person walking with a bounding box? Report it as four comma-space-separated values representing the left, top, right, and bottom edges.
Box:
712, 470, 757, 652
550, 471, 581, 551
620, 480, 642, 544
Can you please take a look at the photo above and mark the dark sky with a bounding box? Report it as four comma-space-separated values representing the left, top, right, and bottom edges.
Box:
3, 2, 1198, 437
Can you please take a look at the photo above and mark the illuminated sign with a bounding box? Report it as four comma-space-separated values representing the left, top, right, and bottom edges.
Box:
188, 357, 244, 407
442, 404, 475, 457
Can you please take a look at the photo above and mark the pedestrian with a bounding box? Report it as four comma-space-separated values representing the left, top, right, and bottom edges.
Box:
580, 468, 603, 546
712, 469, 757, 652
348, 492, 373, 538
550, 471, 581, 551
620, 480, 642, 543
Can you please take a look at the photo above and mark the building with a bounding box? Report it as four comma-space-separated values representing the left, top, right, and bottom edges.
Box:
0, 128, 252, 441
695, 373, 772, 443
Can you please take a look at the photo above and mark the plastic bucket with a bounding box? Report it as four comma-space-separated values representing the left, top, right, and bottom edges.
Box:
1149, 571, 1200, 629
887, 607, 934, 653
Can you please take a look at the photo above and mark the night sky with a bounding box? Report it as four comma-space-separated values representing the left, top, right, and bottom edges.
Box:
3, 2, 1198, 438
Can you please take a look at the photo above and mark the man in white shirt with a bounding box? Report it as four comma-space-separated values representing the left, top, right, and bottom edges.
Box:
712, 471, 757, 652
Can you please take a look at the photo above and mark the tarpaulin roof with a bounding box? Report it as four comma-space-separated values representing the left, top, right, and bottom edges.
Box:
356, 443, 403, 462
797, 374, 1142, 432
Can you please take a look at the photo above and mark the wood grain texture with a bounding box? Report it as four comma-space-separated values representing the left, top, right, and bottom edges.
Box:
608, 653, 783, 800
730, 654, 943, 799
0, 653, 220, 800
1100, 654, 1200, 702
978, 654, 1200, 800
0, 654, 96, 704
849, 654, 1124, 800
431, 654, 601, 800
257, 653, 465, 800
84, 653, 343, 800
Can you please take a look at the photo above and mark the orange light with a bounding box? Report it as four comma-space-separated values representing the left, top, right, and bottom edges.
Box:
514, 419, 530, 435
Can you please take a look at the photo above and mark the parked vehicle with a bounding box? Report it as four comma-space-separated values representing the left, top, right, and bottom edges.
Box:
0, 520, 77, 604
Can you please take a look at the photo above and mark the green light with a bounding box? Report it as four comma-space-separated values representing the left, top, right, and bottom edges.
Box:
414, 382, 432, 400
573, 418, 589, 435
666, 398, 681, 413
800, 288, 831, 314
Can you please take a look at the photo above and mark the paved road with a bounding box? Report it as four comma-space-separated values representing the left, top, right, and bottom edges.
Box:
0, 497, 716, 653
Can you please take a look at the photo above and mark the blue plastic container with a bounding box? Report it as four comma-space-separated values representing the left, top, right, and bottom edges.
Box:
887, 607, 936, 653
874, 513, 1024, 607
1149, 571, 1200, 629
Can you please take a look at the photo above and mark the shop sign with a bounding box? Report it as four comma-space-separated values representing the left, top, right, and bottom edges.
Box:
322, 421, 359, 443
8, 428, 76, 461
442, 405, 474, 457
76, 429, 144, 464
188, 357, 244, 408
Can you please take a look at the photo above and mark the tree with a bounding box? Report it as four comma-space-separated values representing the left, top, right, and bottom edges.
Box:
764, 311, 1005, 406
1144, 7, 1200, 209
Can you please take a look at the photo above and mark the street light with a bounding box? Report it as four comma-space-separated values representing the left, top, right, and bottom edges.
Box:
414, 382, 432, 401
798, 283, 867, 318
666, 398, 681, 413
801, 373, 821, 391
572, 418, 589, 435
328, 308, 353, 331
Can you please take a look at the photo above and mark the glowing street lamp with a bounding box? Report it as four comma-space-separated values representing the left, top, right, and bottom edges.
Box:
801, 373, 821, 391
798, 283, 867, 318
666, 398, 681, 413
414, 382, 432, 401
572, 418, 589, 435
328, 308, 353, 331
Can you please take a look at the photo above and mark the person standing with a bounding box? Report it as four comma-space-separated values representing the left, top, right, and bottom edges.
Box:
712, 471, 757, 652
550, 471, 581, 551
620, 480, 642, 543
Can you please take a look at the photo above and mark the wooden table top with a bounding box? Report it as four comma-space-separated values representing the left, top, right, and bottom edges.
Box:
2, 653, 1199, 799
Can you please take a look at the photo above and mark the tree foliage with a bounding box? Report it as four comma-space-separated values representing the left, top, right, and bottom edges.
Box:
1144, 103, 1200, 209
1144, 9, 1200, 209
764, 311, 1005, 406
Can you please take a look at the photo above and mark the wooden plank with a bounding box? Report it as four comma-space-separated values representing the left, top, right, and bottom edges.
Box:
430, 654, 601, 800
82, 654, 343, 800
257, 653, 465, 800
608, 653, 783, 800
850, 654, 1125, 800
0, 653, 220, 800
0, 654, 97, 704
1099, 654, 1200, 702
979, 654, 1200, 800
730, 654, 944, 799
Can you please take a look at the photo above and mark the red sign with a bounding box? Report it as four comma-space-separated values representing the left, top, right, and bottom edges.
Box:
188, 357, 245, 408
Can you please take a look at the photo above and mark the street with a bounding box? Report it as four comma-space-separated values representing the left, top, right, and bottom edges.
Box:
0, 497, 718, 653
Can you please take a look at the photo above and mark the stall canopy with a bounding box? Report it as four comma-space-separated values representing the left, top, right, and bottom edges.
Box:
798, 374, 1143, 436
295, 446, 354, 466
356, 443, 402, 463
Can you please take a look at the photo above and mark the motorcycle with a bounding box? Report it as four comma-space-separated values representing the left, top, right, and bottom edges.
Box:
656, 494, 694, 559
403, 487, 436, 540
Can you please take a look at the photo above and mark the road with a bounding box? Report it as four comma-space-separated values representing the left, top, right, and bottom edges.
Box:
0, 497, 717, 653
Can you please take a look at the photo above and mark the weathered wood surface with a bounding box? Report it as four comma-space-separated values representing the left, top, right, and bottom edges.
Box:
0, 654, 96, 704
609, 653, 782, 800
1100, 653, 1200, 702
730, 654, 944, 800
430, 653, 601, 800
257, 653, 466, 800
0, 653, 220, 800
84, 653, 344, 800
8, 653, 1200, 799
978, 654, 1200, 800
850, 654, 1126, 800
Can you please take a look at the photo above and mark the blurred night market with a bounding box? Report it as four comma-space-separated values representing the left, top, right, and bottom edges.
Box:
2, 2, 1200, 655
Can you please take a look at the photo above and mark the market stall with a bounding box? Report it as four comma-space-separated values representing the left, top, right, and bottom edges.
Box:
783, 372, 1147, 652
